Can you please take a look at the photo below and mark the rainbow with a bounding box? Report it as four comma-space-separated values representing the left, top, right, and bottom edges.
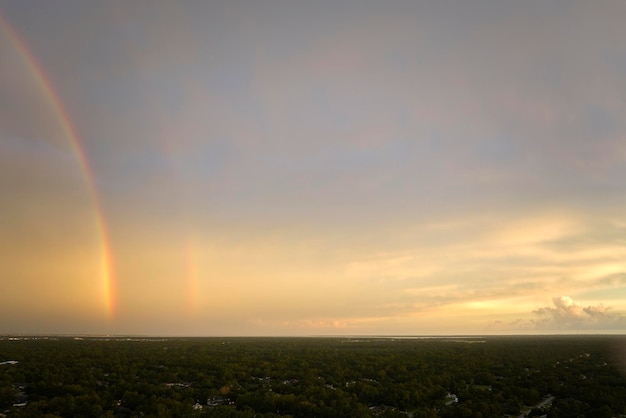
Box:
0, 13, 116, 318
184, 235, 199, 315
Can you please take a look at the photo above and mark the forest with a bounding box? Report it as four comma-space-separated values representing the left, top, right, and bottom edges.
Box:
1, 335, 626, 417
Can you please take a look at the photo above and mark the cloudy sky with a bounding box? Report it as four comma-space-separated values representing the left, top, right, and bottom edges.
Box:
1, 0, 625, 336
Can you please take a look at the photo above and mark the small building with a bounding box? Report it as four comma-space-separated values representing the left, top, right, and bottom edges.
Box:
445, 393, 459, 405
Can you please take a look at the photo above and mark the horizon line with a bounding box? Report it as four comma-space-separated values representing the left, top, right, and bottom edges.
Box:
2, 333, 625, 339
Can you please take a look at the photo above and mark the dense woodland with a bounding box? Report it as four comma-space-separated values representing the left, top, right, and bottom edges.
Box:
1, 335, 626, 417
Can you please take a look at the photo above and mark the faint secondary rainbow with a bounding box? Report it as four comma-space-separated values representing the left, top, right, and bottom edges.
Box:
109, 13, 202, 314
0, 13, 116, 318
184, 235, 199, 314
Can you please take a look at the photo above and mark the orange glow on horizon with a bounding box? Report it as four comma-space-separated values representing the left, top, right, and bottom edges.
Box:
0, 13, 116, 319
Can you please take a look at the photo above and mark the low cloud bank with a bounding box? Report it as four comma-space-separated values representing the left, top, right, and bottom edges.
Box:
532, 296, 626, 331
491, 296, 626, 333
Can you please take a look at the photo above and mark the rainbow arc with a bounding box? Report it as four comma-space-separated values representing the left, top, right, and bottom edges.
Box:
0, 13, 116, 318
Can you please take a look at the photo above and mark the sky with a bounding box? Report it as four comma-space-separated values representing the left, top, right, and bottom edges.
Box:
1, 0, 625, 336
